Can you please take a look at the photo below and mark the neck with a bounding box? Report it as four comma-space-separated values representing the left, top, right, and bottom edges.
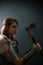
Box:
6, 33, 13, 40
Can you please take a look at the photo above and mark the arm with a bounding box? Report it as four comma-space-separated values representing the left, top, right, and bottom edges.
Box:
4, 51, 23, 65
4, 44, 37, 65
0, 35, 23, 65
0, 35, 41, 65
3, 40, 37, 65
23, 48, 36, 62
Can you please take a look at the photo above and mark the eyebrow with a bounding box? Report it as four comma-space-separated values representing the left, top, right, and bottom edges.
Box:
12, 25, 18, 28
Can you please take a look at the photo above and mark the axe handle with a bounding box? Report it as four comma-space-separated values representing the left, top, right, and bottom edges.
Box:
26, 29, 37, 44
39, 49, 43, 57
32, 36, 43, 57
32, 36, 38, 44
28, 29, 43, 57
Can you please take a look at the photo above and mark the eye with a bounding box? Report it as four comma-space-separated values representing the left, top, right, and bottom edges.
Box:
12, 26, 17, 28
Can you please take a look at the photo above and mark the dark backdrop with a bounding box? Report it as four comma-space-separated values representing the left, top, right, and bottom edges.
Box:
0, 0, 43, 65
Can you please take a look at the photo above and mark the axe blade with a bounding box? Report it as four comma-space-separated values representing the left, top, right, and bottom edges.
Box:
25, 23, 36, 31
29, 22, 36, 29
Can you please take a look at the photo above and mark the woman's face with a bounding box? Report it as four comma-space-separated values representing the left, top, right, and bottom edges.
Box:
8, 21, 18, 35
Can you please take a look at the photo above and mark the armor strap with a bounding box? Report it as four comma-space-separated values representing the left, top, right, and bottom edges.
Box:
22, 48, 37, 62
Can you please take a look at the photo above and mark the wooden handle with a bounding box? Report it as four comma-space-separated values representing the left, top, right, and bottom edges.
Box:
26, 27, 43, 57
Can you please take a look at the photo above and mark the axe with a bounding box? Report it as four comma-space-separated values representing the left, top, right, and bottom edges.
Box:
25, 23, 43, 56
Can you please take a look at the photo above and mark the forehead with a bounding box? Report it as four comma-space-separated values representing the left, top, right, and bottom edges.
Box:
10, 21, 17, 26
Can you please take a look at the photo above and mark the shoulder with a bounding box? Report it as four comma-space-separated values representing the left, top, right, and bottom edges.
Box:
0, 34, 8, 42
0, 34, 6, 42
0, 34, 10, 45
0, 34, 9, 54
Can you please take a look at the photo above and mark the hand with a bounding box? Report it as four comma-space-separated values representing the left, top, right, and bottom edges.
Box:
13, 57, 23, 65
33, 43, 42, 51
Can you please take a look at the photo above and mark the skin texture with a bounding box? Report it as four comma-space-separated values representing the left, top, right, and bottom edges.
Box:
8, 22, 18, 35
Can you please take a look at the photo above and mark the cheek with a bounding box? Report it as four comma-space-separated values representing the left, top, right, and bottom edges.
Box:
8, 28, 13, 33
11, 28, 16, 31
13, 29, 17, 33
10, 28, 16, 33
8, 27, 17, 35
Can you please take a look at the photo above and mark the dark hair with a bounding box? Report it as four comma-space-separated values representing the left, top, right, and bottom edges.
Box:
3, 18, 18, 26
1, 17, 18, 40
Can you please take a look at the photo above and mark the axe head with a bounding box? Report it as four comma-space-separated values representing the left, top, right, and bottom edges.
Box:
29, 23, 36, 29
25, 23, 36, 31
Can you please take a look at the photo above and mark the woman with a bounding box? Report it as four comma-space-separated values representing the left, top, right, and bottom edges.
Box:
0, 18, 42, 65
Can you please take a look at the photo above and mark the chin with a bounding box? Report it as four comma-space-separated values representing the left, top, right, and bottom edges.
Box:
13, 32, 16, 35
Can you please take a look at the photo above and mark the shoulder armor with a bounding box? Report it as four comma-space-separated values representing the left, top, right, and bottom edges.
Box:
0, 35, 9, 54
